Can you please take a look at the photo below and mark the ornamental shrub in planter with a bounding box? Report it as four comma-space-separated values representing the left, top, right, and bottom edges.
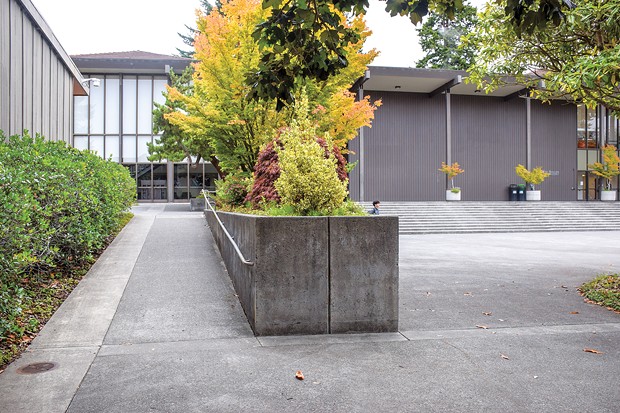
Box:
439, 162, 464, 201
588, 145, 620, 201
515, 164, 550, 201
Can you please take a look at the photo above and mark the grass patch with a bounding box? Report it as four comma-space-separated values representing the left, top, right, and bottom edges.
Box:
579, 274, 620, 312
0, 212, 133, 372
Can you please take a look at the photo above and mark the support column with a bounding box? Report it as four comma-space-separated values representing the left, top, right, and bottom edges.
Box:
446, 90, 452, 166
358, 87, 365, 202
167, 161, 174, 202
526, 97, 531, 169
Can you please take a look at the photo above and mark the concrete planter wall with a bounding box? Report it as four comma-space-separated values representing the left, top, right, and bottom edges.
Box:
205, 211, 399, 336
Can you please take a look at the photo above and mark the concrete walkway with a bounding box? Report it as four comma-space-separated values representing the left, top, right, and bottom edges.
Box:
1, 204, 619, 412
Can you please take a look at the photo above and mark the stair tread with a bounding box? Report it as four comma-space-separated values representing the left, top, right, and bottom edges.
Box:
358, 201, 620, 234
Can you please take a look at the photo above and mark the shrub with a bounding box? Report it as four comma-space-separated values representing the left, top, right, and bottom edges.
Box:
515, 164, 550, 190
245, 140, 282, 208
0, 131, 135, 342
274, 118, 348, 215
246, 135, 348, 210
439, 162, 464, 191
214, 174, 250, 207
316, 137, 348, 182
588, 145, 620, 190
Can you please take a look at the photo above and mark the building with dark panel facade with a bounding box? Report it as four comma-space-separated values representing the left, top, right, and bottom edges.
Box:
0, 0, 87, 142
3, 1, 617, 203
349, 67, 619, 202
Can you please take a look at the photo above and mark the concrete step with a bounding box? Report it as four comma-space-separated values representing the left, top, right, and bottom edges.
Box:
359, 201, 620, 234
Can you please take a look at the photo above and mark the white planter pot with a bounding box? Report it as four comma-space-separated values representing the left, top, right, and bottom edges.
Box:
526, 190, 541, 201
600, 190, 616, 201
446, 190, 461, 201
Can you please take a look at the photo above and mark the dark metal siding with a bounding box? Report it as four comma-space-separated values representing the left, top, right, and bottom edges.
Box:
1, 0, 75, 141
531, 101, 577, 200
452, 95, 527, 200
358, 91, 446, 201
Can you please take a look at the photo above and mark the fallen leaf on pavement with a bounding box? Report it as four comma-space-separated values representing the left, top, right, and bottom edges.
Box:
464, 292, 472, 296
583, 348, 603, 354
482, 312, 492, 316
569, 311, 579, 314
295, 370, 305, 380
500, 354, 510, 360
476, 325, 488, 329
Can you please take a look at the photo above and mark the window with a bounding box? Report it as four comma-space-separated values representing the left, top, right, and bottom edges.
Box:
105, 78, 120, 134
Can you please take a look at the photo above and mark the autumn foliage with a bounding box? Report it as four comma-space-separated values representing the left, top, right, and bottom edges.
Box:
161, 0, 380, 179
245, 140, 282, 208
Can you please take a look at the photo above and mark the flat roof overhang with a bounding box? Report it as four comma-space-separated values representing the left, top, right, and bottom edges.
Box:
72, 58, 193, 75
363, 66, 527, 98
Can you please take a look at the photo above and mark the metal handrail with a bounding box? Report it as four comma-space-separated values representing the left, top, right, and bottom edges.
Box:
201, 190, 254, 266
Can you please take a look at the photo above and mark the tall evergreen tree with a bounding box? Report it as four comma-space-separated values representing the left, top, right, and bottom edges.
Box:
176, 0, 221, 58
416, 2, 478, 70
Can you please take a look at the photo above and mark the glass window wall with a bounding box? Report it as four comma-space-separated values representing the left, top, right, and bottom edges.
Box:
137, 164, 152, 201
90, 136, 104, 158
73, 73, 215, 202
105, 78, 120, 134
138, 78, 153, 134
137, 136, 151, 162
89, 84, 104, 134
74, 96, 88, 134
105, 136, 120, 162
173, 162, 219, 200
74, 136, 88, 151
122, 77, 137, 134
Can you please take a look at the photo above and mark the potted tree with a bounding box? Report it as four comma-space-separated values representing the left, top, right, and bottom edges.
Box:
515, 165, 551, 201
439, 162, 464, 201
589, 144, 620, 201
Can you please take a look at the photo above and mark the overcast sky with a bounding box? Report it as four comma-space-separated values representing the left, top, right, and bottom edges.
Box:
32, 0, 485, 67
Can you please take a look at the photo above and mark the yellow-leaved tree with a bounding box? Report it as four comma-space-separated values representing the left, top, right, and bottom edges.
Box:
159, 0, 380, 177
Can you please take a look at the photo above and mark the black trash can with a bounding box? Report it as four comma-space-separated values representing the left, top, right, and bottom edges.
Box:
508, 184, 518, 201
517, 184, 526, 201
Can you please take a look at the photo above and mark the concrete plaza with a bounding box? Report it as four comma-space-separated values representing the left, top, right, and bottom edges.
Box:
0, 204, 618, 412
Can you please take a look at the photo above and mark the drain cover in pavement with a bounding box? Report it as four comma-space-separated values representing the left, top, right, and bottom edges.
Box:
16, 362, 57, 374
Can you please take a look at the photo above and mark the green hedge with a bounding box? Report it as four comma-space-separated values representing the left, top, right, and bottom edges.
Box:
0, 131, 136, 340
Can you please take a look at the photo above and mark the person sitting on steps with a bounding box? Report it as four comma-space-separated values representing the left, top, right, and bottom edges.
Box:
368, 200, 380, 215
